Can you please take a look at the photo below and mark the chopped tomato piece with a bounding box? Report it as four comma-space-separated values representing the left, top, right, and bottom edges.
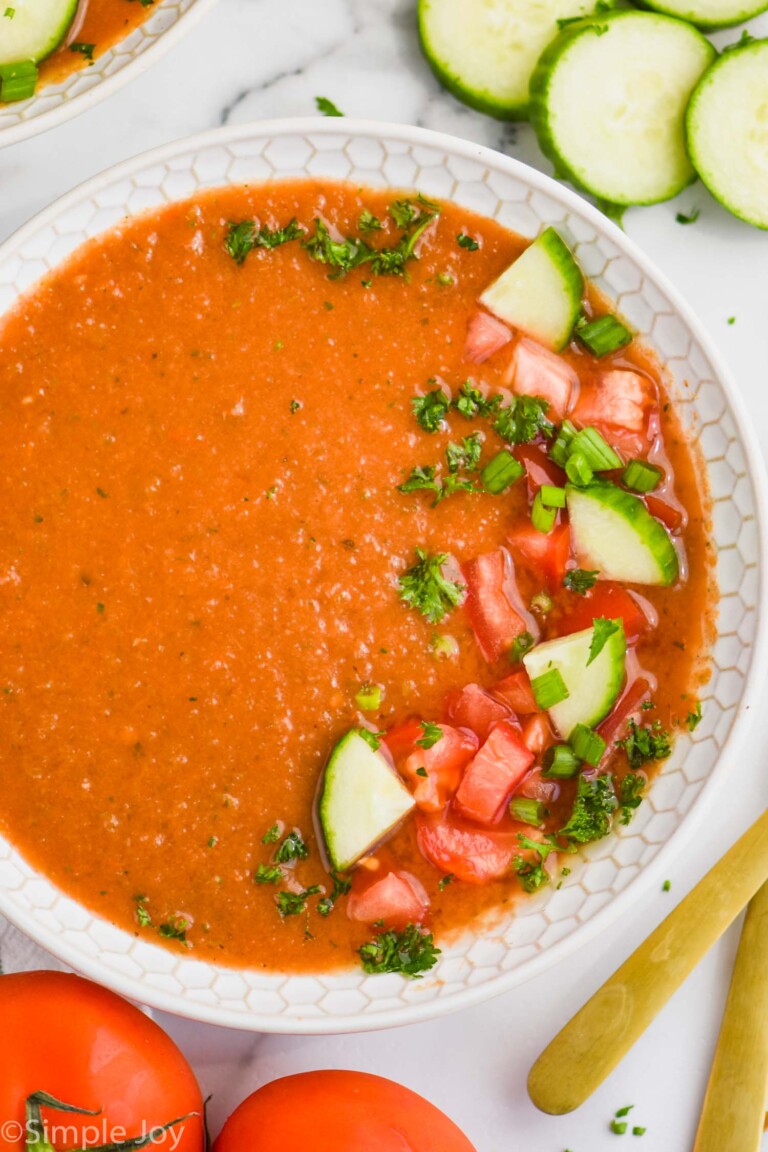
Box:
572, 369, 656, 437
443, 683, 511, 742
520, 713, 554, 757
515, 443, 567, 498
416, 811, 519, 884
491, 668, 540, 714
555, 583, 649, 643
646, 493, 686, 533
464, 311, 512, 364
515, 766, 560, 806
505, 337, 576, 421
462, 550, 531, 663
507, 522, 571, 589
598, 675, 652, 751
347, 870, 429, 930
382, 717, 424, 763
401, 724, 478, 813
454, 720, 534, 825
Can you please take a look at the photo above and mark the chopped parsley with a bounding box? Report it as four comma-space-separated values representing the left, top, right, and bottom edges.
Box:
70, 42, 95, 61
564, 568, 599, 595
262, 823, 281, 844
493, 396, 554, 445
303, 197, 439, 280
452, 380, 501, 420
412, 387, 450, 432
274, 831, 309, 863
134, 895, 152, 928
433, 474, 477, 504
358, 728, 385, 751
588, 617, 621, 665
438, 873, 455, 891
617, 719, 673, 769
225, 217, 304, 265
676, 207, 700, 225
509, 631, 535, 664
317, 870, 351, 916
158, 915, 189, 942
254, 863, 283, 885
315, 95, 343, 117
456, 233, 480, 251
416, 720, 443, 749
289, 399, 302, 413
446, 432, 482, 473
686, 701, 703, 731
398, 549, 465, 624
358, 923, 440, 977
514, 834, 558, 893
415, 766, 428, 777
560, 775, 617, 844
618, 772, 645, 825
662, 879, 671, 892
398, 465, 441, 498
358, 210, 382, 232
276, 887, 321, 918
610, 1120, 628, 1135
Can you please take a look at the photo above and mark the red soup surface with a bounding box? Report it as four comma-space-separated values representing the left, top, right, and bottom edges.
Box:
0, 180, 714, 974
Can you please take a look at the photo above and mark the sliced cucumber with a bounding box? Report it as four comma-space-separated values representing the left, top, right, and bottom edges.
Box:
0, 0, 79, 66
567, 481, 679, 586
417, 0, 596, 120
638, 0, 768, 30
479, 226, 583, 351
524, 623, 626, 738
529, 11, 717, 207
318, 730, 416, 872
686, 38, 768, 230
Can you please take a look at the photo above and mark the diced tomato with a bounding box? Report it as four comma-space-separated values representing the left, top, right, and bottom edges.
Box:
555, 583, 649, 643
347, 870, 429, 930
416, 811, 519, 884
572, 369, 656, 438
462, 550, 530, 663
454, 720, 534, 825
443, 683, 511, 741
464, 311, 513, 364
491, 668, 540, 714
515, 443, 567, 498
401, 724, 478, 813
505, 337, 577, 421
515, 765, 560, 806
597, 676, 652, 751
382, 717, 425, 764
507, 521, 571, 589
646, 493, 685, 533
520, 713, 554, 757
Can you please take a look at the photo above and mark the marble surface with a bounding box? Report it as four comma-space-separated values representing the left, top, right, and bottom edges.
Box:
1, 2, 768, 1149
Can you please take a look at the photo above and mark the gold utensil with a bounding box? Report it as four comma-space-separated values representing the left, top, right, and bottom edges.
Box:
528, 807, 768, 1114
693, 879, 768, 1152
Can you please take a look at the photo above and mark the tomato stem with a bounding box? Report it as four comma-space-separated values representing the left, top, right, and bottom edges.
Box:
24, 1093, 198, 1152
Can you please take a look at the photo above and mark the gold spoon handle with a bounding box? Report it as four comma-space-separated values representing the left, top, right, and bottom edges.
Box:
694, 879, 768, 1152
528, 807, 768, 1114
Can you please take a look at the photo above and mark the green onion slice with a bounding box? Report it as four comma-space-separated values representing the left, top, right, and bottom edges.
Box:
570, 426, 622, 471
509, 797, 547, 826
540, 484, 567, 509
0, 59, 37, 102
531, 490, 557, 534
543, 744, 581, 779
623, 458, 662, 494
569, 722, 606, 767
531, 667, 569, 710
575, 314, 633, 358
565, 451, 594, 487
481, 450, 525, 494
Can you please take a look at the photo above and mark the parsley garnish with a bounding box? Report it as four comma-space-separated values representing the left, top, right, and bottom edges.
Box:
676, 207, 700, 225
588, 617, 621, 665
276, 887, 321, 917
317, 871, 351, 917
315, 95, 343, 117
303, 197, 439, 280
416, 720, 443, 749
433, 474, 477, 504
225, 217, 304, 265
254, 863, 283, 885
412, 387, 450, 432
70, 42, 95, 61
398, 464, 441, 498
451, 380, 501, 420
514, 834, 558, 893
446, 432, 482, 473
415, 766, 428, 777
617, 719, 673, 769
262, 823, 281, 844
358, 728, 385, 751
358, 210, 382, 232
158, 915, 189, 942
358, 923, 440, 977
438, 873, 455, 891
398, 549, 465, 624
457, 233, 480, 251
134, 895, 152, 928
564, 568, 599, 595
560, 776, 617, 844
618, 772, 645, 825
662, 879, 671, 892
509, 631, 535, 664
274, 831, 309, 863
493, 396, 554, 445
686, 701, 702, 731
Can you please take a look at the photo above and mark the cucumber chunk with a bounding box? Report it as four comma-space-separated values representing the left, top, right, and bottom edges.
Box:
686, 38, 768, 230
0, 0, 79, 66
638, 0, 768, 30
524, 623, 626, 738
479, 226, 583, 351
417, 0, 596, 120
529, 11, 717, 207
567, 481, 680, 586
318, 730, 416, 872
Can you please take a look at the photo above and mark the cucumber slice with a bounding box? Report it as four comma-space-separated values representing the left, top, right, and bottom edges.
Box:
529, 11, 717, 207
686, 38, 768, 230
479, 226, 583, 351
638, 0, 768, 30
524, 623, 626, 738
318, 730, 416, 872
567, 481, 679, 586
417, 0, 596, 121
0, 0, 79, 65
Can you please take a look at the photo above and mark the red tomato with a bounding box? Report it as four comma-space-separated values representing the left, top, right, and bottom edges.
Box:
555, 584, 648, 643
598, 676, 652, 750
462, 550, 529, 662
646, 493, 685, 533
491, 668, 540, 714
520, 713, 554, 757
506, 337, 576, 421
464, 310, 512, 364
442, 683, 511, 740
213, 1071, 476, 1152
347, 870, 430, 929
507, 522, 571, 589
572, 369, 657, 436
0, 972, 204, 1152
454, 721, 534, 824
514, 443, 566, 498
516, 765, 560, 806
401, 724, 478, 812
416, 811, 518, 883
382, 716, 424, 762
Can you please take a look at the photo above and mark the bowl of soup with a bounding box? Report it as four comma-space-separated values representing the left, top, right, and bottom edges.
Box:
0, 120, 764, 1032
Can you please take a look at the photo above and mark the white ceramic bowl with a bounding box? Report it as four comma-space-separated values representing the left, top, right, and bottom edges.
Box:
0, 120, 765, 1032
0, 0, 217, 149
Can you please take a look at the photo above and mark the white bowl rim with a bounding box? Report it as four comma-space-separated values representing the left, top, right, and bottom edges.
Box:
0, 0, 219, 151
1, 117, 766, 1033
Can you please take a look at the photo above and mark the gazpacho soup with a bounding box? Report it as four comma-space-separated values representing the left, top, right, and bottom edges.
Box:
0, 180, 714, 977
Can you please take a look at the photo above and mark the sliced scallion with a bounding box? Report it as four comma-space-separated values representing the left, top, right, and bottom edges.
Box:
0, 59, 37, 102
571, 427, 622, 471
576, 314, 632, 358
565, 451, 594, 487
509, 796, 547, 826
531, 667, 569, 710
531, 490, 557, 534
569, 722, 606, 767
543, 744, 581, 779
481, 450, 524, 494
355, 682, 382, 711
623, 458, 662, 493
540, 484, 567, 509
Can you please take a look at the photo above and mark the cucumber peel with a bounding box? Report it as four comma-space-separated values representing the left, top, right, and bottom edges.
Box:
318, 730, 416, 872
524, 622, 626, 738
638, 0, 768, 30
567, 481, 680, 586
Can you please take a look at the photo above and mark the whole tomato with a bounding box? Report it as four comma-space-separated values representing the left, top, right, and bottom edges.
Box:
0, 971, 204, 1152
213, 1070, 477, 1151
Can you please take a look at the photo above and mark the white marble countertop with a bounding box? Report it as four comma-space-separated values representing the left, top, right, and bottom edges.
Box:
2, 2, 768, 1149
